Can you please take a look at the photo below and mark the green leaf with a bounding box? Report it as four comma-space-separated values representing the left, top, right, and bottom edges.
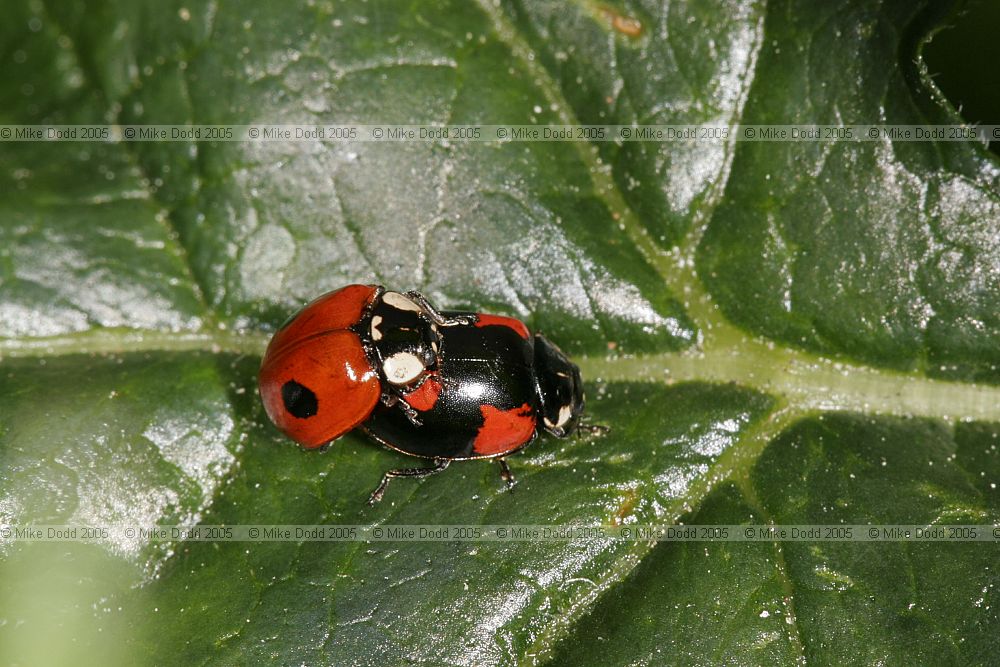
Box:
39, 0, 697, 354
546, 484, 801, 666
0, 142, 207, 336
551, 415, 1000, 665
499, 0, 764, 245
2, 0, 1000, 665
120, 377, 775, 664
0, 353, 237, 562
698, 1, 1000, 379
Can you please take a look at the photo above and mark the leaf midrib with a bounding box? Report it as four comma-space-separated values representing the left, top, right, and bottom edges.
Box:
5, 328, 1000, 424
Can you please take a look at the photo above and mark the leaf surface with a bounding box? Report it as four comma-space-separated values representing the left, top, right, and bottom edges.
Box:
1, 0, 999, 665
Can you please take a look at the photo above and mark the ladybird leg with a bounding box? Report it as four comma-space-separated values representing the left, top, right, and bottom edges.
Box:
497, 458, 516, 493
397, 400, 423, 427
404, 291, 474, 327
368, 458, 451, 505
380, 392, 423, 427
575, 420, 610, 437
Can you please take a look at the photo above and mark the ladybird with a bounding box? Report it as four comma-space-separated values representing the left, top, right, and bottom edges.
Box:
258, 284, 586, 503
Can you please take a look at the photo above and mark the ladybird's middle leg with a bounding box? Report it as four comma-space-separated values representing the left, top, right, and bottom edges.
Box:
497, 458, 516, 493
368, 457, 451, 505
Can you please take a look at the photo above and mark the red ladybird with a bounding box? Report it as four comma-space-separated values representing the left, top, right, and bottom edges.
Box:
259, 285, 585, 503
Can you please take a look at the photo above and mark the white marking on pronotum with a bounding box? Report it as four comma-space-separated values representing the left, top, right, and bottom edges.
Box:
383, 352, 425, 385
545, 405, 574, 429
382, 291, 422, 312
370, 315, 384, 341
556, 405, 573, 427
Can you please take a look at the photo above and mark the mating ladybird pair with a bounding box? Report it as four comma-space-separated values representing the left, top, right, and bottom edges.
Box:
258, 285, 586, 503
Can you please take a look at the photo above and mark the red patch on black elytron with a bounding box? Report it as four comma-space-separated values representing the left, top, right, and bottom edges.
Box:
474, 314, 530, 339
473, 403, 536, 456
403, 373, 443, 412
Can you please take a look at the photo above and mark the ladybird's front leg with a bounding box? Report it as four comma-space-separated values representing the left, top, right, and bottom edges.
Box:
574, 420, 610, 437
379, 391, 423, 427
405, 291, 474, 327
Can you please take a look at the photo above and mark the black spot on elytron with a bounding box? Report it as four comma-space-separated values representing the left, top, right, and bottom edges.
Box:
282, 380, 318, 419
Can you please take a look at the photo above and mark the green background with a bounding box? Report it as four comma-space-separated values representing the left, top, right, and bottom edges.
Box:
1, 0, 999, 664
